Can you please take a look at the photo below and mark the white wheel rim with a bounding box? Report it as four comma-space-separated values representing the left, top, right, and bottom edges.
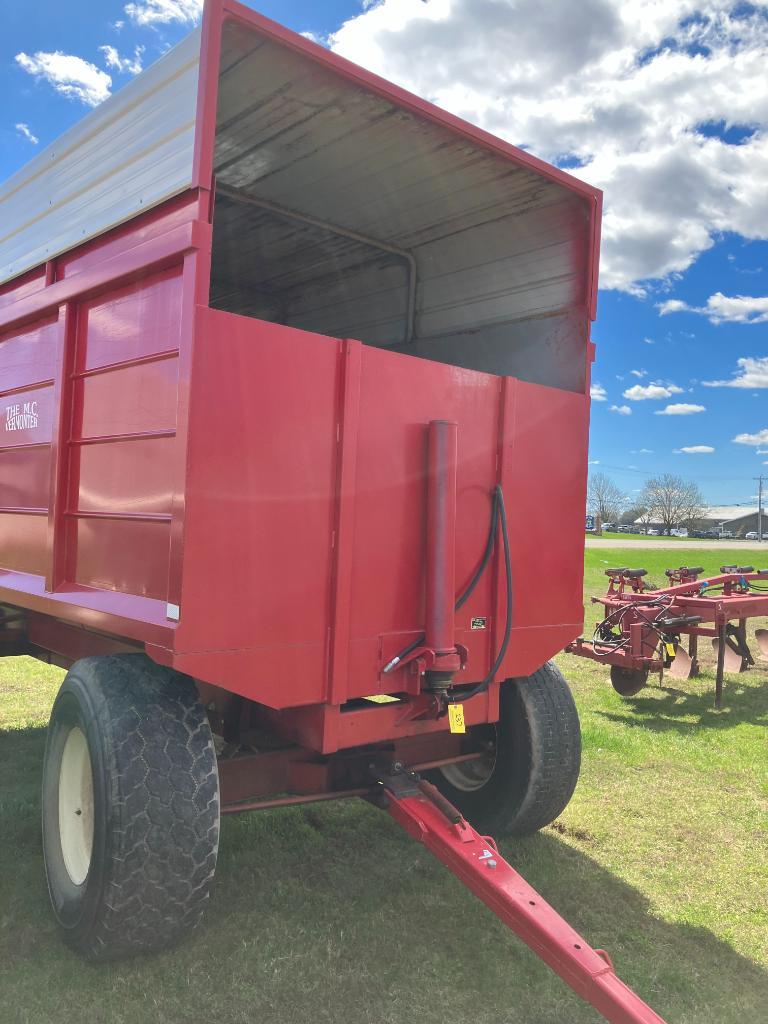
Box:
58, 726, 94, 886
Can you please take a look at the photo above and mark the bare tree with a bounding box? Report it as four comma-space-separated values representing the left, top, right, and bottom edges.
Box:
636, 506, 655, 534
621, 505, 646, 526
640, 474, 704, 535
587, 472, 626, 523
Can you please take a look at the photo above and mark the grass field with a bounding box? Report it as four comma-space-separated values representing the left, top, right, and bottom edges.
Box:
0, 547, 766, 1024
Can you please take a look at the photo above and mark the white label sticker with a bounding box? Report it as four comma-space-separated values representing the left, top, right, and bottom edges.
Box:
4, 401, 39, 431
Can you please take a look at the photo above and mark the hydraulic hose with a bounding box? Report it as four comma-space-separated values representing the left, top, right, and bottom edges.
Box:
382, 487, 500, 674
382, 485, 513, 704
447, 485, 512, 703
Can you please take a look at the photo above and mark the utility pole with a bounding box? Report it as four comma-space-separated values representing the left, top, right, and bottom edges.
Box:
755, 476, 764, 542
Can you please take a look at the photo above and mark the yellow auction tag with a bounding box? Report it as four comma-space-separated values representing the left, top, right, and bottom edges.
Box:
448, 703, 466, 734
665, 642, 676, 657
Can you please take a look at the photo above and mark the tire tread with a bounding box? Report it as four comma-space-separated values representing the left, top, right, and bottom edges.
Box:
47, 654, 219, 961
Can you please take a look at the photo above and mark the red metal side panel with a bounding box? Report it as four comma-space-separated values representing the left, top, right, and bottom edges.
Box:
169, 309, 589, 709
342, 353, 589, 698
0, 316, 59, 575
501, 380, 589, 675
0, 194, 206, 650
170, 307, 340, 706
67, 266, 183, 600
0, 265, 48, 312
58, 194, 203, 281
345, 347, 499, 700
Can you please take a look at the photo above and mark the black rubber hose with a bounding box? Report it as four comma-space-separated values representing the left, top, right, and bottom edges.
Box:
382, 486, 501, 674
448, 485, 513, 703
455, 487, 500, 610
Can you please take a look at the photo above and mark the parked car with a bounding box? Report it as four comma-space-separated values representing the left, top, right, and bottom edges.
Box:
720, 531, 734, 539
647, 529, 659, 536
745, 531, 759, 540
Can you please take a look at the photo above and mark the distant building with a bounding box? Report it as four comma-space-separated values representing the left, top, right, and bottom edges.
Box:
693, 506, 761, 537
635, 506, 761, 537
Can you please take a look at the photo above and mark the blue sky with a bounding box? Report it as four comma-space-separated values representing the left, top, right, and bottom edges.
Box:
2, 1, 766, 507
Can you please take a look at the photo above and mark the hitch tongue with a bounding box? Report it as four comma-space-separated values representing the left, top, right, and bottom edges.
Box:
374, 764, 668, 1024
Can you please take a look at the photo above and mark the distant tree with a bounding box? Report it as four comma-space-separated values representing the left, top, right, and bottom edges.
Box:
620, 506, 646, 526
636, 506, 655, 534
640, 474, 704, 535
587, 473, 626, 523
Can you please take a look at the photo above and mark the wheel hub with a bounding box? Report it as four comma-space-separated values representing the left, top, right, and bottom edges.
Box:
58, 726, 94, 886
439, 725, 497, 791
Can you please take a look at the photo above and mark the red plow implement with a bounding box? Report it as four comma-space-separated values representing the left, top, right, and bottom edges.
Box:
568, 565, 768, 707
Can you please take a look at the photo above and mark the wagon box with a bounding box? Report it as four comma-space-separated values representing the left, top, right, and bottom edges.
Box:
0, 3, 665, 1022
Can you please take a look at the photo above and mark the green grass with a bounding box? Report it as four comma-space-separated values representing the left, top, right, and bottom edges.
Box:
0, 549, 766, 1024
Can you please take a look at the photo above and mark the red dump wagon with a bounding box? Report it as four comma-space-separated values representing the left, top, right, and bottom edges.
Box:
0, 3, 666, 1022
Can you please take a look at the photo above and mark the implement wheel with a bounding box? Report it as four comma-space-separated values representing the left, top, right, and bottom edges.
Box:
42, 654, 219, 961
610, 665, 648, 697
429, 661, 581, 838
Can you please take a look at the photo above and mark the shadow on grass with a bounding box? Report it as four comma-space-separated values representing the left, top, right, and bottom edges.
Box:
597, 673, 768, 733
492, 830, 768, 1020
1, 724, 767, 1024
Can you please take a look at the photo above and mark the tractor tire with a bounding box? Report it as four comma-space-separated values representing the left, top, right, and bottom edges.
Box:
42, 654, 219, 961
610, 665, 648, 697
429, 661, 581, 838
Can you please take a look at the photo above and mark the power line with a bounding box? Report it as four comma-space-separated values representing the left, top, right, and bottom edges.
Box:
595, 462, 759, 482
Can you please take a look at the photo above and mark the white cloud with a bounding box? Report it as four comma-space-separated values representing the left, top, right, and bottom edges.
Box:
590, 382, 607, 401
675, 445, 715, 454
659, 293, 768, 324
301, 31, 329, 46
15, 122, 38, 144
703, 356, 768, 389
124, 0, 202, 26
15, 51, 111, 106
655, 403, 706, 415
589, 459, 601, 464
329, 1, 768, 294
99, 44, 144, 75
642, 337, 655, 345
630, 369, 647, 378
623, 382, 684, 400
733, 428, 768, 447
609, 404, 632, 415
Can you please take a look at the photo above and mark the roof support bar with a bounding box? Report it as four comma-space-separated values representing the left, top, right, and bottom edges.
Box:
216, 183, 418, 343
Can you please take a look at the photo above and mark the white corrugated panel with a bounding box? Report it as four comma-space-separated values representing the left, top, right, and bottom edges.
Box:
0, 28, 201, 286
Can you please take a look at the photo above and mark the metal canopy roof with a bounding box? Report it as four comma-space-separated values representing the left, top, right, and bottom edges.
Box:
0, 29, 200, 287
1, 0, 601, 331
